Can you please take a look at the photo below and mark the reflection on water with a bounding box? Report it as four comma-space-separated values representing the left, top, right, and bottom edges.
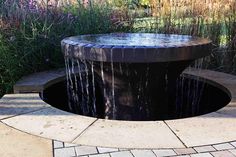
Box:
70, 33, 198, 47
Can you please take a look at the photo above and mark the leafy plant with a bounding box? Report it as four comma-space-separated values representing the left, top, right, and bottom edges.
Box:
0, 0, 236, 98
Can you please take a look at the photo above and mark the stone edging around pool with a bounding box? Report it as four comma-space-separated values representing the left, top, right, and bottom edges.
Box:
0, 68, 236, 149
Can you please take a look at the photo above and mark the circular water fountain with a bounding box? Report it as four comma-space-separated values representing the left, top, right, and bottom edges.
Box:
61, 33, 212, 120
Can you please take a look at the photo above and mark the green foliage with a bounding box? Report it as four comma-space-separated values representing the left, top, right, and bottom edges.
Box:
0, 0, 75, 97
0, 0, 127, 97
0, 35, 21, 95
112, 0, 132, 7
139, 0, 150, 6
73, 2, 114, 34
130, 0, 236, 74
0, 0, 236, 98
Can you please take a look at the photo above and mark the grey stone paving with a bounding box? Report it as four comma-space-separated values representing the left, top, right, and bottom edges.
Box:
153, 149, 176, 156
190, 153, 213, 157
75, 146, 98, 156
231, 142, 236, 148
53, 140, 236, 157
97, 147, 119, 153
193, 146, 216, 153
54, 147, 76, 157
13, 68, 66, 93
230, 149, 236, 156
131, 150, 156, 157
213, 143, 234, 151
211, 150, 235, 157
174, 148, 196, 155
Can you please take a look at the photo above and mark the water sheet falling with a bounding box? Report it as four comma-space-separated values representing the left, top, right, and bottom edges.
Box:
62, 33, 212, 120
65, 55, 200, 120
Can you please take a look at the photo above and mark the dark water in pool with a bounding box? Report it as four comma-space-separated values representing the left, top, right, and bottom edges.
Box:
42, 75, 230, 121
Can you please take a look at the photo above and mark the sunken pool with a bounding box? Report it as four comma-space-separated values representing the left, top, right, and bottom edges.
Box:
42, 33, 230, 121
42, 74, 230, 121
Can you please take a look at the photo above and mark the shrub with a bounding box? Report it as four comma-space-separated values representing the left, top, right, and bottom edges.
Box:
130, 0, 236, 73
0, 0, 236, 97
0, 0, 117, 97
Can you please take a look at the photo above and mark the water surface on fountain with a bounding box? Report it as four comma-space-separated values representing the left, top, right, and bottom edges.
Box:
61, 33, 212, 120
65, 33, 202, 47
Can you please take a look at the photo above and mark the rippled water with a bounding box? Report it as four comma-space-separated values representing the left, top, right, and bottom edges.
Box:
69, 33, 197, 47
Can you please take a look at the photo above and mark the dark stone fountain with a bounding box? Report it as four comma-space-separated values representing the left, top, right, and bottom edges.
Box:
61, 33, 212, 120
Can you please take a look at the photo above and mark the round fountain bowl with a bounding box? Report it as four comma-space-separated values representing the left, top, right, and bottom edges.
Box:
61, 33, 212, 120
61, 33, 212, 63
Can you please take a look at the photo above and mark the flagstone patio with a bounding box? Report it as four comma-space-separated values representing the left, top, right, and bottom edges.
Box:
1, 68, 236, 156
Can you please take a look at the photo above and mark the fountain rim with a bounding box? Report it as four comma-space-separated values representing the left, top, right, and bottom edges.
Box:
61, 33, 212, 63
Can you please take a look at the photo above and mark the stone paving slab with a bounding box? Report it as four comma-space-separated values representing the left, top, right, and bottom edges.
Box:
231, 142, 236, 147
211, 150, 235, 157
166, 112, 236, 147
153, 149, 177, 156
184, 68, 236, 87
229, 149, 236, 156
89, 154, 110, 157
64, 142, 80, 147
131, 150, 156, 157
110, 151, 133, 157
54, 140, 64, 148
0, 122, 52, 157
75, 146, 98, 156
213, 143, 234, 151
2, 107, 97, 142
54, 147, 76, 157
14, 68, 66, 93
0, 93, 49, 120
194, 146, 216, 153
74, 119, 184, 149
97, 147, 119, 153
216, 107, 236, 117
52, 140, 236, 157
174, 148, 196, 155
190, 153, 213, 157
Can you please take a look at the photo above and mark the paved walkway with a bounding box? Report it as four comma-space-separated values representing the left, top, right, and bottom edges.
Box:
0, 122, 52, 157
1, 120, 236, 157
0, 68, 235, 157
53, 140, 236, 157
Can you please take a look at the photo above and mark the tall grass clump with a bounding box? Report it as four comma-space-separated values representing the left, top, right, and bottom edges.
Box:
0, 0, 236, 97
123, 0, 236, 73
0, 0, 118, 97
64, 1, 114, 34
0, 0, 73, 96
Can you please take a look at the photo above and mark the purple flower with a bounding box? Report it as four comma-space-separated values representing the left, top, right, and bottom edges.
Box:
28, 0, 37, 12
